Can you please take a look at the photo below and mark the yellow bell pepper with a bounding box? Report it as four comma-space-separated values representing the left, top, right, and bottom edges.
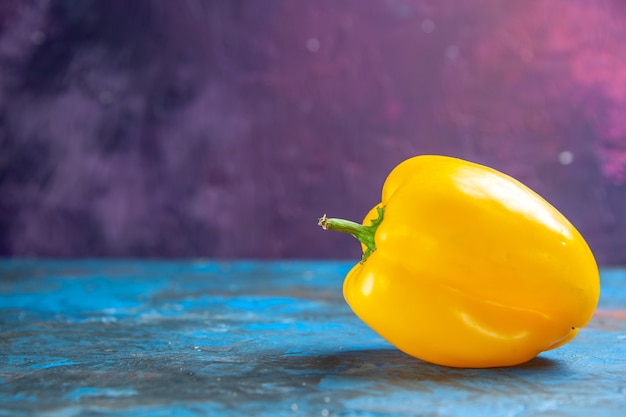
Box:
319, 155, 600, 368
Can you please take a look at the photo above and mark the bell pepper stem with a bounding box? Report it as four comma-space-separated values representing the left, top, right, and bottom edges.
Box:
318, 206, 384, 262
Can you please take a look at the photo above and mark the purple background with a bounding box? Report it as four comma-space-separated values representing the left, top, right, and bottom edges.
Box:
1, 0, 625, 264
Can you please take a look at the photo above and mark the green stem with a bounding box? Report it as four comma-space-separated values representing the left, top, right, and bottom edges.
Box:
318, 206, 384, 263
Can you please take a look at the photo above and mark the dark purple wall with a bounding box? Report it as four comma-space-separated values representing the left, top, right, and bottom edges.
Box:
1, 0, 625, 264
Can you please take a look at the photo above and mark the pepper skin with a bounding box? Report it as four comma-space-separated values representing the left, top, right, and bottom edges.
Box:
319, 155, 600, 368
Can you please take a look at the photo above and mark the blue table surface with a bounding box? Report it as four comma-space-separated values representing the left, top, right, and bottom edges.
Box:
0, 260, 624, 417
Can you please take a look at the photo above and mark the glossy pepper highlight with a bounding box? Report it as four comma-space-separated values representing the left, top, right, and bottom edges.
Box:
319, 155, 600, 368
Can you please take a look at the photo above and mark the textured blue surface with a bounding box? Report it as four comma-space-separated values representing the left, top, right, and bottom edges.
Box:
0, 261, 625, 417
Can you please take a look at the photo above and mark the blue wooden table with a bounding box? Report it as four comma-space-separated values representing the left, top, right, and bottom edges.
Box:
0, 260, 624, 417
